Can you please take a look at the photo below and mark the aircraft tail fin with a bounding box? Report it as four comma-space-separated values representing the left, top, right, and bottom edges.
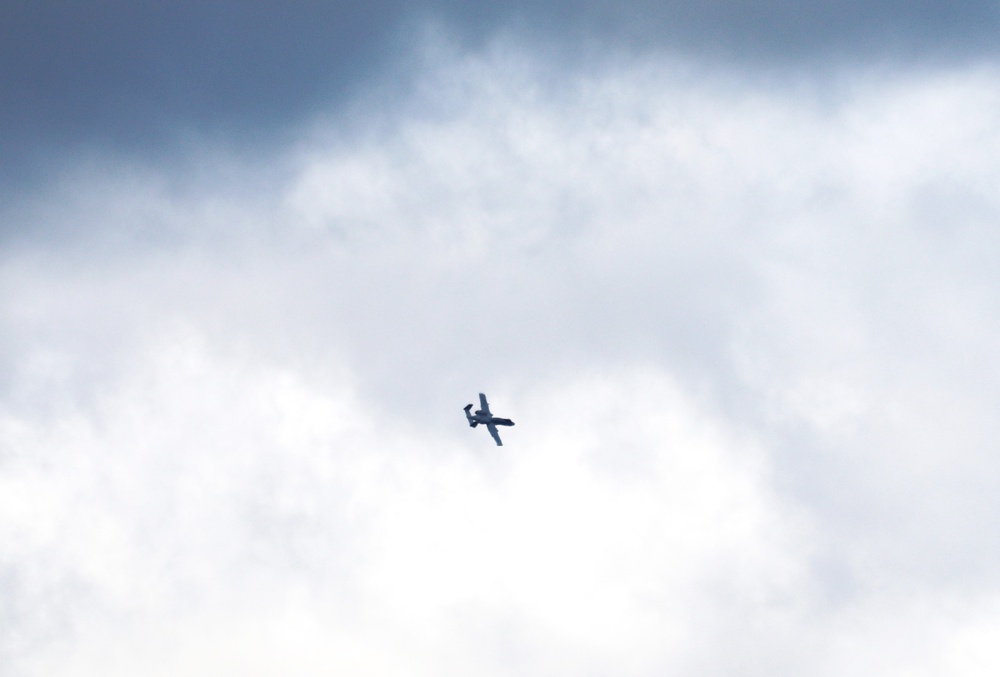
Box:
463, 404, 477, 427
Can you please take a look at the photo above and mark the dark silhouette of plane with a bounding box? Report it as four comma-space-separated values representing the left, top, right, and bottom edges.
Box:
464, 393, 514, 446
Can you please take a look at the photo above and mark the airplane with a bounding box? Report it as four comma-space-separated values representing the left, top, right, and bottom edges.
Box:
463, 393, 515, 446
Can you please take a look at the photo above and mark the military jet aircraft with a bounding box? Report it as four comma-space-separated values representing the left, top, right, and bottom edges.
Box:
464, 393, 515, 446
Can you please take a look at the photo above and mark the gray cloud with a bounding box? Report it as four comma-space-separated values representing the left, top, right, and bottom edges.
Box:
5, 1, 1000, 198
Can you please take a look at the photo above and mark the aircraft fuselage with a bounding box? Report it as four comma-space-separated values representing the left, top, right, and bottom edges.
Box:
470, 412, 514, 426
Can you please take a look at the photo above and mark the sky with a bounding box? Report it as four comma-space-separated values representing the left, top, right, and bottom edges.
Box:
4, 2, 1000, 675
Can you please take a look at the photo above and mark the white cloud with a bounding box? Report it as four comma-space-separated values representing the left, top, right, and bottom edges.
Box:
3, 335, 805, 676
4, 39, 1000, 675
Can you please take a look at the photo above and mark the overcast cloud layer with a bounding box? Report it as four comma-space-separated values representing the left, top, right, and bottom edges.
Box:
6, 0, 1000, 193
5, 10, 1000, 677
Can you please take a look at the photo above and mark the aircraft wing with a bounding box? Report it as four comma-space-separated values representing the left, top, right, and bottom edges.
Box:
486, 423, 503, 446
478, 393, 492, 416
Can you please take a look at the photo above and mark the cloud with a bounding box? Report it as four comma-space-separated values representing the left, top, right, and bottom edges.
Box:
3, 333, 806, 676
7, 1, 1000, 196
4, 38, 1000, 675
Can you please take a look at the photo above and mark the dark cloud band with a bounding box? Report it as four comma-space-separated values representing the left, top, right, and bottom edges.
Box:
3, 0, 999, 182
